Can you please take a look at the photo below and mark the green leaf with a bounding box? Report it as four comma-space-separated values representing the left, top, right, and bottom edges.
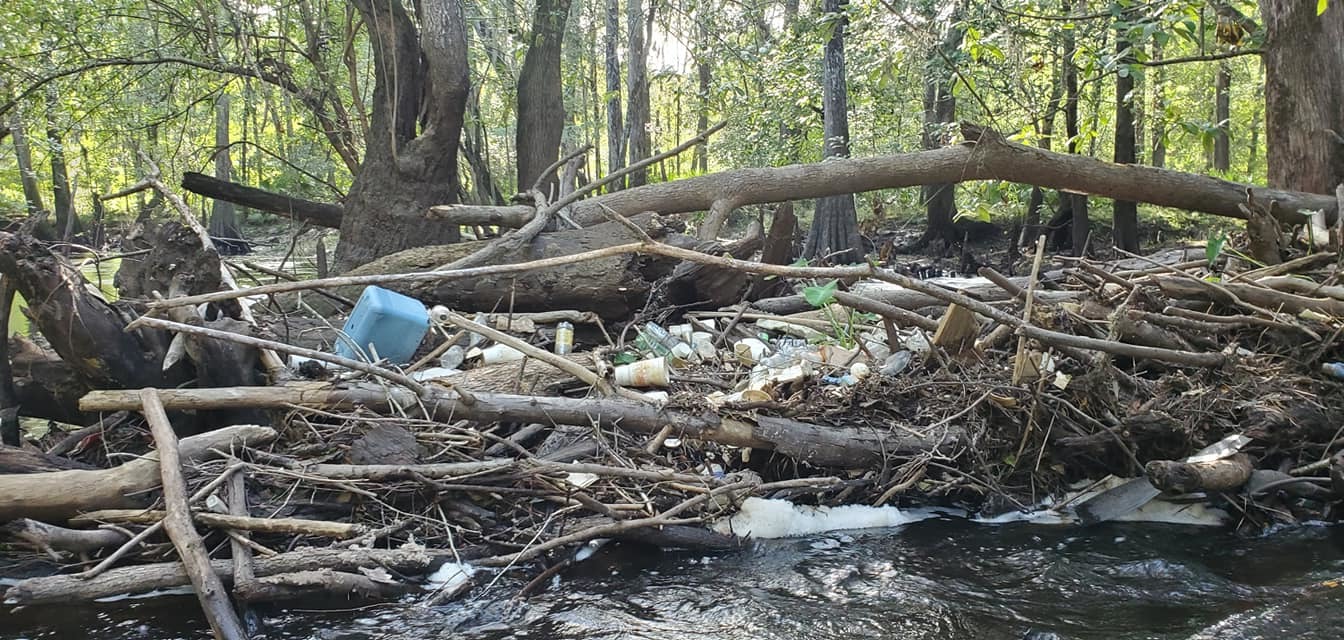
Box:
1206, 233, 1227, 265
802, 279, 838, 308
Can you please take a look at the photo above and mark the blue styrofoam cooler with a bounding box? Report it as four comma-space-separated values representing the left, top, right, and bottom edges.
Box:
334, 286, 429, 364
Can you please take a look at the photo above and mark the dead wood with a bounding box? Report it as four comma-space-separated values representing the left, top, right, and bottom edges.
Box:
81, 384, 962, 469
2, 546, 459, 606
1146, 453, 1254, 494
138, 388, 247, 640
72, 509, 363, 539
433, 122, 1337, 230
180, 172, 343, 229
0, 424, 275, 522
1, 518, 130, 557
0, 231, 169, 390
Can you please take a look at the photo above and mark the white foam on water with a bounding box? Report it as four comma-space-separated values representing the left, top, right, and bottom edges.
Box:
423, 561, 476, 592
711, 497, 934, 539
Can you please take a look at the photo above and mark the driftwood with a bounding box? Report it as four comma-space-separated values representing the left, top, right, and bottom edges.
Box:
0, 424, 276, 522
72, 509, 363, 539
81, 384, 961, 469
326, 213, 699, 320
1, 518, 130, 557
2, 546, 459, 606
1146, 453, 1254, 494
138, 388, 247, 640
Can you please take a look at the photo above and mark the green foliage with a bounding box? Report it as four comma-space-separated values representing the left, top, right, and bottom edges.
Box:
803, 279, 839, 308
0, 0, 1278, 237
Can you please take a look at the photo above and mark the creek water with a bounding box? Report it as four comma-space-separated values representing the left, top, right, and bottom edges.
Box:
5, 517, 1343, 639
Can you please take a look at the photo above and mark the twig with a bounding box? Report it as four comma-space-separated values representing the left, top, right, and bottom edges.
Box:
531, 145, 593, 195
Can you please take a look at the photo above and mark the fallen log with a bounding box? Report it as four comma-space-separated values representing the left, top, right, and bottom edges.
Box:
71, 509, 363, 539
0, 424, 276, 522
432, 122, 1337, 230
1146, 453, 1254, 494
1, 518, 130, 557
2, 546, 461, 606
81, 384, 962, 469
180, 172, 343, 229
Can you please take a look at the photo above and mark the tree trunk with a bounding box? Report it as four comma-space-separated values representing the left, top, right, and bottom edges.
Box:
1149, 36, 1167, 169
516, 0, 573, 196
335, 0, 470, 271
1022, 34, 1064, 247
625, 0, 652, 187
1112, 12, 1140, 253
919, 13, 965, 248
208, 94, 245, 253
604, 0, 624, 189
44, 85, 79, 239
8, 118, 46, 220
803, 0, 862, 264
1063, 0, 1088, 255
694, 18, 712, 174
1260, 0, 1344, 194
1213, 60, 1231, 172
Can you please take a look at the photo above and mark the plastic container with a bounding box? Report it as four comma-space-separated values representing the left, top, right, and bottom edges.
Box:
554, 321, 574, 355
335, 286, 429, 364
639, 323, 684, 358
614, 357, 671, 387
1322, 362, 1344, 380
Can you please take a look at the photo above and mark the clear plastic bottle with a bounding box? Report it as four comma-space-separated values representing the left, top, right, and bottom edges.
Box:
640, 322, 683, 358
554, 321, 574, 355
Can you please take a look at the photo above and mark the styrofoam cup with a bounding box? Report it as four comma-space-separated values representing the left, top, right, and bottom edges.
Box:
614, 357, 670, 387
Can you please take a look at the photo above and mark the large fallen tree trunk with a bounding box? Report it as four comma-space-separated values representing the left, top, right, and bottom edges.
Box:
431, 123, 1338, 230
180, 172, 343, 229
324, 213, 715, 319
81, 384, 961, 469
0, 232, 169, 390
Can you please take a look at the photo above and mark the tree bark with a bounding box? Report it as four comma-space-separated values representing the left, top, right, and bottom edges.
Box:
1149, 36, 1167, 169
336, 0, 470, 270
180, 172, 343, 228
208, 94, 244, 251
694, 17, 712, 174
1213, 60, 1231, 172
804, 0, 862, 263
515, 0, 573, 195
83, 385, 963, 470
1112, 11, 1140, 253
1260, 0, 1344, 195
447, 124, 1337, 230
919, 12, 964, 248
8, 117, 46, 219
44, 86, 79, 239
604, 0, 625, 188
625, 0, 652, 187
0, 424, 275, 522
1063, 0, 1088, 255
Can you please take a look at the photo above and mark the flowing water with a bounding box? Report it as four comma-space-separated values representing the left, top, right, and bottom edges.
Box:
5, 517, 1343, 639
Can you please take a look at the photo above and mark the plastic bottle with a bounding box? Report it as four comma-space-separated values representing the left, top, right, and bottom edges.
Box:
640, 322, 684, 358
1322, 362, 1344, 380
554, 321, 574, 355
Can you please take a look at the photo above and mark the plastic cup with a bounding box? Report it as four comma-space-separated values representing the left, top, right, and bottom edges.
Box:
614, 357, 671, 387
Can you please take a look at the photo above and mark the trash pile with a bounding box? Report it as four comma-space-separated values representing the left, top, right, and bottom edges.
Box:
5, 227, 1344, 615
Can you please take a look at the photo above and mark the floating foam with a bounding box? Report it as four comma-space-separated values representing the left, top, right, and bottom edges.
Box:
711, 497, 932, 539
424, 561, 476, 593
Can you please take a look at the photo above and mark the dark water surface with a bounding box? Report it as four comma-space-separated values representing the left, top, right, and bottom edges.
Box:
6, 517, 1343, 639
